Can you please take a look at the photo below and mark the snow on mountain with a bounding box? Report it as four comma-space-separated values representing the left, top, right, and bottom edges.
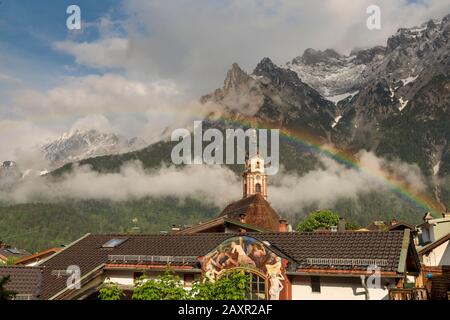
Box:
42, 129, 147, 168
286, 47, 385, 100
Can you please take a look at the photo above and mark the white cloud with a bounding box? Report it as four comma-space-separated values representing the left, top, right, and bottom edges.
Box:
2, 0, 449, 167
0, 119, 58, 161
69, 114, 114, 134
13, 74, 180, 117
54, 38, 129, 70
1, 161, 242, 206
53, 0, 450, 94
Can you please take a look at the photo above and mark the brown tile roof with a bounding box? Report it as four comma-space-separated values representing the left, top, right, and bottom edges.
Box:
175, 216, 269, 234
388, 221, 416, 231
37, 230, 413, 299
15, 248, 61, 265
0, 266, 43, 299
219, 194, 281, 231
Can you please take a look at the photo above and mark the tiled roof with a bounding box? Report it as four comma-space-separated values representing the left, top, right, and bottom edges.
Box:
37, 230, 412, 299
388, 221, 416, 231
15, 248, 61, 265
258, 231, 405, 271
0, 247, 31, 260
219, 194, 281, 231
175, 216, 269, 234
0, 266, 43, 299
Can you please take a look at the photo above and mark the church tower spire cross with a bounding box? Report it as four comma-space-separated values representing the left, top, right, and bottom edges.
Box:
243, 152, 267, 200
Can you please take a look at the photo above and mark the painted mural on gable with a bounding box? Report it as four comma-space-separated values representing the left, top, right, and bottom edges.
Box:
200, 236, 288, 300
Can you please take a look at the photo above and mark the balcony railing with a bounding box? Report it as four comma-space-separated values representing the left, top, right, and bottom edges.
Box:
388, 288, 428, 300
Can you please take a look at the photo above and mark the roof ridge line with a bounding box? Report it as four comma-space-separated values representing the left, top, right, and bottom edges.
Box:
37, 233, 91, 266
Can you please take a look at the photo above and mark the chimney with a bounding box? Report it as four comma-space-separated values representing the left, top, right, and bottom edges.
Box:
279, 218, 288, 232
239, 214, 247, 224
338, 218, 346, 232
390, 219, 398, 226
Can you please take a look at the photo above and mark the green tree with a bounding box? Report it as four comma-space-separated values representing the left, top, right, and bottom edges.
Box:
98, 281, 125, 300
190, 270, 251, 300
296, 209, 340, 232
5, 257, 19, 265
0, 276, 16, 300
132, 270, 188, 300
345, 220, 361, 230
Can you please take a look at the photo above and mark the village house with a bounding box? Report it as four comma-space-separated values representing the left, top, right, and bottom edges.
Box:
415, 212, 450, 300
0, 242, 30, 265
0, 153, 429, 300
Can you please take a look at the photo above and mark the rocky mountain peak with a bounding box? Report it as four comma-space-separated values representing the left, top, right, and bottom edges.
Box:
253, 57, 277, 73
387, 14, 449, 54
351, 46, 386, 65
253, 57, 305, 88
293, 48, 342, 66
223, 63, 251, 90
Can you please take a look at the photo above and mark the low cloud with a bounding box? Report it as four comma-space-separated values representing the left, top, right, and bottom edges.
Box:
0, 151, 427, 216
0, 162, 241, 207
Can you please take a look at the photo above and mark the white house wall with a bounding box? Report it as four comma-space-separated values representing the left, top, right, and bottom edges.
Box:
291, 275, 396, 300
422, 240, 450, 266
103, 270, 198, 288
104, 270, 162, 286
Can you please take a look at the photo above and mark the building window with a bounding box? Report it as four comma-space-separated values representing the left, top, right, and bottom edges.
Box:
248, 273, 266, 300
255, 183, 261, 193
184, 273, 195, 287
310, 276, 321, 293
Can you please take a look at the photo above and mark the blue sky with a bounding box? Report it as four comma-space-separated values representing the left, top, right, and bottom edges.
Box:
0, 0, 122, 86
0, 0, 449, 160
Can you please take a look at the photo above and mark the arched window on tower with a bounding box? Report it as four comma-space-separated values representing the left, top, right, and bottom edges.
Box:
255, 183, 261, 193
256, 161, 260, 169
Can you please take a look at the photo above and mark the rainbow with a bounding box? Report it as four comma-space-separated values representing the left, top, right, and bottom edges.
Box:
1, 108, 443, 215
216, 116, 443, 215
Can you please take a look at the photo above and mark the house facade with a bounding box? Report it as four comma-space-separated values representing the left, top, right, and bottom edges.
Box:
0, 230, 420, 300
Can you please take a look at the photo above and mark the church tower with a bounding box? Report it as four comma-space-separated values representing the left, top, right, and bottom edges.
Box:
243, 152, 267, 200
